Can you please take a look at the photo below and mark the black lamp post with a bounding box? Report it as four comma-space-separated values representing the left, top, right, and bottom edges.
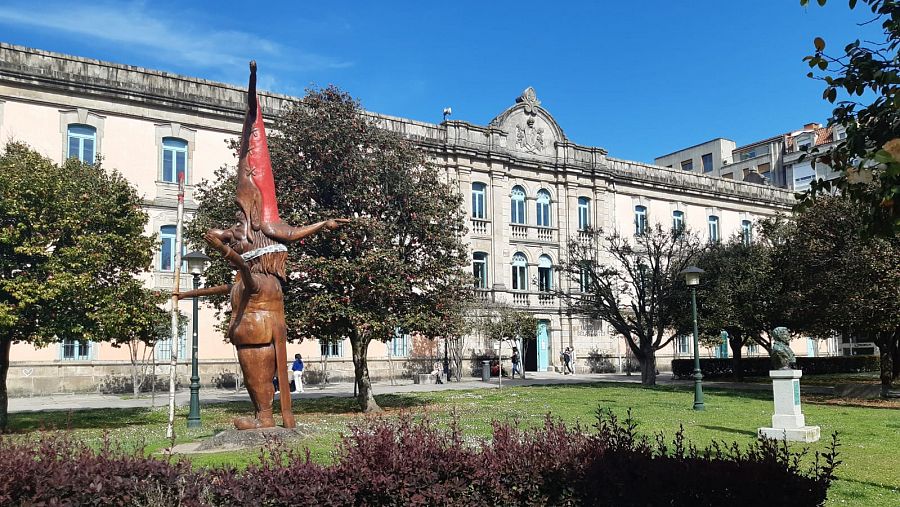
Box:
183, 250, 210, 428
679, 266, 705, 411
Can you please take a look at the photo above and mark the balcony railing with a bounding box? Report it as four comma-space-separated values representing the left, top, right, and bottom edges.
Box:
470, 218, 490, 237
509, 224, 556, 242
507, 291, 560, 308
474, 288, 492, 302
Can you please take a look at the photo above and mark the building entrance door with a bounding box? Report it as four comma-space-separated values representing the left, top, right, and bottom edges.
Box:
537, 320, 550, 371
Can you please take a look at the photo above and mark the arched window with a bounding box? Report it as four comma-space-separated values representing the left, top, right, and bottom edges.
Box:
511, 252, 528, 291
67, 124, 96, 164
672, 210, 685, 235
471, 182, 487, 219
162, 137, 188, 183
473, 251, 489, 289
577, 197, 591, 231
634, 205, 648, 236
741, 219, 752, 246
159, 225, 185, 272
510, 186, 526, 225
708, 215, 720, 243
536, 189, 551, 227
538, 255, 553, 292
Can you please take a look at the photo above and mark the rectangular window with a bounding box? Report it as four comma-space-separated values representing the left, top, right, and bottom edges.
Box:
722, 172, 734, 180
672, 210, 685, 235
161, 138, 188, 184
577, 197, 590, 231
741, 220, 752, 246
512, 265, 527, 290
676, 336, 691, 355
390, 331, 410, 357
757, 162, 771, 175
471, 182, 486, 219
473, 252, 488, 289
155, 331, 187, 361
61, 339, 91, 360
67, 125, 96, 164
159, 225, 186, 272
320, 339, 343, 357
701, 153, 713, 173
579, 264, 591, 293
708, 216, 720, 243
680, 159, 693, 171
538, 268, 552, 292
634, 206, 648, 236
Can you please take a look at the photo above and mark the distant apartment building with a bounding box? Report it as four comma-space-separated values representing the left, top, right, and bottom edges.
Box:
655, 123, 846, 191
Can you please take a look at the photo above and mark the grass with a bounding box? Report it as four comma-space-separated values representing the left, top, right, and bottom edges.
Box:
7, 383, 899, 506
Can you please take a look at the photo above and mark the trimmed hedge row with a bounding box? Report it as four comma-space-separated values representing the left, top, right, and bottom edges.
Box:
1, 410, 839, 507
671, 355, 880, 380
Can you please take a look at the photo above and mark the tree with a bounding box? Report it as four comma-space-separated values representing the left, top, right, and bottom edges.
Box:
779, 196, 899, 395
478, 303, 538, 379
801, 0, 900, 235
0, 143, 157, 429
558, 225, 703, 386
190, 87, 471, 412
689, 228, 791, 379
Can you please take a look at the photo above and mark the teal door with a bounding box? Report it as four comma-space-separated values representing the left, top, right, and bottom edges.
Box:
537, 320, 549, 371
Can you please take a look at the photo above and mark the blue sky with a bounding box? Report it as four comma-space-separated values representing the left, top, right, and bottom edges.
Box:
0, 1, 880, 162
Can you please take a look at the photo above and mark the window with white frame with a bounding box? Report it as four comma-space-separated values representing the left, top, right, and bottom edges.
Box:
320, 339, 343, 357
510, 186, 526, 224
676, 335, 691, 355
634, 205, 648, 236
538, 255, 553, 292
577, 197, 591, 231
747, 341, 759, 355
390, 330, 410, 356
471, 182, 486, 219
155, 329, 187, 361
61, 339, 92, 360
741, 219, 752, 246
473, 252, 488, 289
161, 137, 188, 184
708, 215, 720, 243
579, 262, 592, 293
159, 225, 186, 272
67, 124, 96, 164
672, 210, 685, 235
536, 189, 551, 227
511, 252, 528, 290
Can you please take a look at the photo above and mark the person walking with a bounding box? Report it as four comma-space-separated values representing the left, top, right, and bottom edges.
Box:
511, 347, 522, 378
563, 346, 575, 375
291, 353, 305, 393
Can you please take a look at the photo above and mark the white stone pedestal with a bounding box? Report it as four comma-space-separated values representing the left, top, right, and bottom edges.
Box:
758, 369, 820, 442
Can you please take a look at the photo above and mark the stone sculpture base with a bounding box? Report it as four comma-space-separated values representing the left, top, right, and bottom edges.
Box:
168, 426, 307, 454
758, 369, 820, 443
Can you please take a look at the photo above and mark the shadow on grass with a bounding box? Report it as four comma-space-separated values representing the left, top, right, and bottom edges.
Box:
204, 393, 430, 417
697, 425, 757, 437
9, 407, 162, 433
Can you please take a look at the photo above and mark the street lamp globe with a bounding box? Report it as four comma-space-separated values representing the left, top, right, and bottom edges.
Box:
184, 250, 211, 275
679, 266, 704, 286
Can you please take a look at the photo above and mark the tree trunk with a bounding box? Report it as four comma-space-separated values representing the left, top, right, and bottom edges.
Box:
729, 335, 744, 381
891, 330, 899, 381
878, 331, 894, 398
639, 347, 657, 386
0, 339, 9, 431
350, 334, 381, 413
128, 341, 140, 398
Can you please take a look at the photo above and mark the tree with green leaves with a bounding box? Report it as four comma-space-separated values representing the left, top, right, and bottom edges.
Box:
558, 225, 703, 386
0, 143, 159, 429
478, 303, 538, 379
801, 0, 900, 235
190, 87, 471, 412
688, 228, 791, 379
778, 196, 899, 395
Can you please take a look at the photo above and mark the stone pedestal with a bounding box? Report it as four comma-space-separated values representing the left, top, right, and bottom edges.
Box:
758, 369, 820, 442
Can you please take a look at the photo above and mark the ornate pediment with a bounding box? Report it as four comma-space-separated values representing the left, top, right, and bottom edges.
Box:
489, 87, 566, 156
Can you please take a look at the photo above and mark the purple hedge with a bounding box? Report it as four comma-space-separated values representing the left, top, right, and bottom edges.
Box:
0, 409, 839, 506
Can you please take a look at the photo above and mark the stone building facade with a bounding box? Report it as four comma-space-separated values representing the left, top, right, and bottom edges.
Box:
0, 43, 812, 394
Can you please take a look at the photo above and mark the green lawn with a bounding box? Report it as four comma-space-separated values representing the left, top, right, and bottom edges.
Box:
8, 383, 899, 506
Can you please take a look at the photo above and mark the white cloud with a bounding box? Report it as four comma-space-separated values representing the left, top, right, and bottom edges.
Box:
0, 1, 352, 79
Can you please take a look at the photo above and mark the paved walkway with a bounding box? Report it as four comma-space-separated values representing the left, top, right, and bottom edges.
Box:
7, 372, 832, 414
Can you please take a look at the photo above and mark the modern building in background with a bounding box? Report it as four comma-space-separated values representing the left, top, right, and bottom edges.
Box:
1, 43, 833, 394
655, 123, 846, 191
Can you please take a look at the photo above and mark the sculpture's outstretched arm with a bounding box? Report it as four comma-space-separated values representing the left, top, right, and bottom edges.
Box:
204, 231, 258, 294
175, 284, 232, 300
260, 219, 350, 244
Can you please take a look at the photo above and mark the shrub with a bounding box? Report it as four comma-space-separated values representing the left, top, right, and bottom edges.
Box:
587, 351, 617, 373
0, 409, 839, 506
672, 355, 880, 379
